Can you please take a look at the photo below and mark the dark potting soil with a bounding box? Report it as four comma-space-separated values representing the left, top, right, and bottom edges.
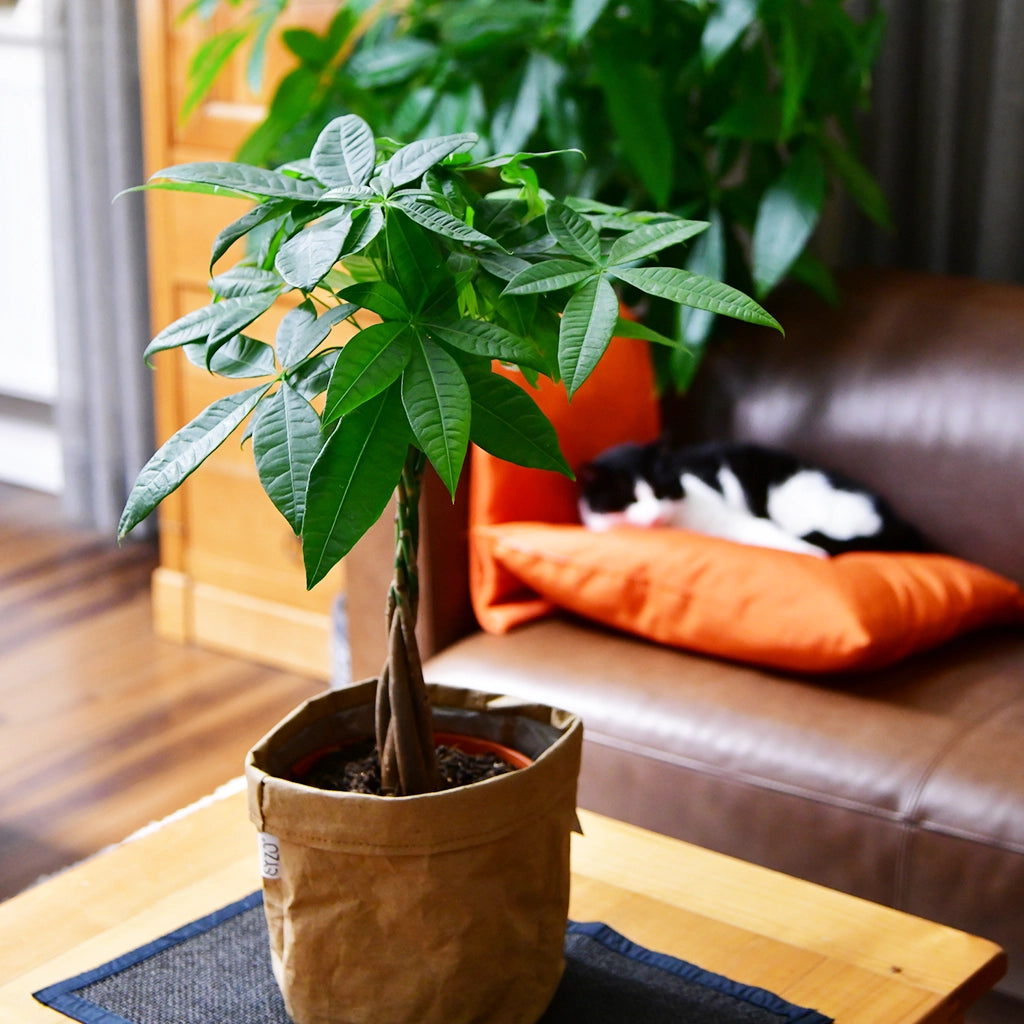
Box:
295, 739, 515, 795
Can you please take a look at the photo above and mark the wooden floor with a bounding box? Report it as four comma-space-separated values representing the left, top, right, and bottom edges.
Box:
0, 483, 324, 901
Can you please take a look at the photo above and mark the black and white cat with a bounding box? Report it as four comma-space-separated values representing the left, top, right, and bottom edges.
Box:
578, 440, 927, 558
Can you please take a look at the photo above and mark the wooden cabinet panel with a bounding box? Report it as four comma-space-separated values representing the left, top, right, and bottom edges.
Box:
166, 192, 251, 287
183, 457, 331, 614
138, 0, 342, 678
149, 0, 335, 157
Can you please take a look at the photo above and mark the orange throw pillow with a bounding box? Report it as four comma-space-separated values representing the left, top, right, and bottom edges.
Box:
469, 335, 660, 632
473, 523, 1024, 672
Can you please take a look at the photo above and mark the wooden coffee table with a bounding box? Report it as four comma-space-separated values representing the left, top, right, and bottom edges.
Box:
0, 786, 1005, 1023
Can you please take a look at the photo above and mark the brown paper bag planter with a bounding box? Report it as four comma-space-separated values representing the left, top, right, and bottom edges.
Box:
245, 680, 583, 1024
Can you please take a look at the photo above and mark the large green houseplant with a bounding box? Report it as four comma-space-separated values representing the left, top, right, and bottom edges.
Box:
119, 115, 779, 1023
183, 0, 886, 385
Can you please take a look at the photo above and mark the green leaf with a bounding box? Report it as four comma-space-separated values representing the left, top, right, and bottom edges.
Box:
611, 316, 680, 348
333, 206, 383, 263
472, 195, 530, 236
310, 115, 376, 187
289, 349, 340, 401
245, 1, 285, 93
384, 209, 450, 311
322, 322, 413, 423
788, 249, 840, 305
592, 47, 673, 209
463, 364, 571, 476
209, 266, 285, 299
498, 155, 545, 218
558, 275, 620, 397
820, 132, 892, 228
322, 184, 376, 202
178, 0, 218, 18
701, 0, 758, 68
476, 252, 531, 282
390, 84, 439, 139
236, 66, 319, 166
420, 81, 487, 140
500, 291, 544, 341
147, 162, 326, 201
340, 281, 411, 321
608, 219, 709, 266
779, 14, 809, 138
377, 133, 478, 188
427, 318, 548, 372
181, 27, 247, 122
118, 384, 269, 539
253, 383, 323, 534
302, 385, 411, 588
440, 2, 543, 51
211, 200, 294, 269
546, 202, 603, 264
502, 259, 595, 295
401, 336, 470, 497
615, 265, 782, 332
393, 197, 501, 250
345, 36, 438, 89
144, 293, 278, 362
282, 26, 330, 66
208, 334, 278, 378
674, 207, 726, 386
490, 53, 545, 154
276, 300, 356, 367
709, 94, 783, 143
274, 211, 353, 290
569, 0, 612, 42
751, 147, 826, 298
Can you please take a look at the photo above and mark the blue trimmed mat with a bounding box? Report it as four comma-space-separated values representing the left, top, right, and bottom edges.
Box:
34, 892, 832, 1024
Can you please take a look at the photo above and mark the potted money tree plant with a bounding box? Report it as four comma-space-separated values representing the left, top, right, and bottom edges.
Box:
119, 115, 780, 1024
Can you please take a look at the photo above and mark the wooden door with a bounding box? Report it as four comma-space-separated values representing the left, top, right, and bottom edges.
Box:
136, 0, 343, 679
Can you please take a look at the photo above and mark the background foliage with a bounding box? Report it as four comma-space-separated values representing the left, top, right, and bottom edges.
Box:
183, 0, 888, 387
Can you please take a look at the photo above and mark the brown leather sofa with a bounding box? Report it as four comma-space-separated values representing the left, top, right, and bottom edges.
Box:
346, 268, 1024, 1016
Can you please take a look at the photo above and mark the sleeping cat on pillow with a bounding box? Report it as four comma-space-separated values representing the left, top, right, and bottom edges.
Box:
578, 440, 927, 558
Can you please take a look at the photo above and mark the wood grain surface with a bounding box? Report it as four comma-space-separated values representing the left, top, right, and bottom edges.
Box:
0, 792, 1005, 1024
0, 484, 324, 900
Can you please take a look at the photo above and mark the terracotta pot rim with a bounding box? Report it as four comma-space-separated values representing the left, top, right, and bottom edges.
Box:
289, 729, 533, 784
434, 731, 534, 770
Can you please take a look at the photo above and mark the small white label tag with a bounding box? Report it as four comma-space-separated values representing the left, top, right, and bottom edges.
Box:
259, 832, 282, 880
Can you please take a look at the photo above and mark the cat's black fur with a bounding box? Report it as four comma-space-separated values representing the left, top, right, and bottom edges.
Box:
578, 440, 928, 557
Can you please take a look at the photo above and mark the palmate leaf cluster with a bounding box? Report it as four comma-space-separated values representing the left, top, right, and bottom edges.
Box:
182, 0, 888, 386
118, 115, 779, 589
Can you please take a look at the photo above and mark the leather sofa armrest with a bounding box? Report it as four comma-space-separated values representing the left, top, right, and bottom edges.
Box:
346, 466, 475, 681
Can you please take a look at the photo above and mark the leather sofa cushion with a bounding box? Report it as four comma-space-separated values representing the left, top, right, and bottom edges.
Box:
424, 618, 1024, 996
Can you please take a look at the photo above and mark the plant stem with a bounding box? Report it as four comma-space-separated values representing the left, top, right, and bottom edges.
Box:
375, 445, 440, 795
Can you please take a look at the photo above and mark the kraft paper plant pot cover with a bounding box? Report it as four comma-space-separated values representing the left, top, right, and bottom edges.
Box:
245, 680, 584, 1024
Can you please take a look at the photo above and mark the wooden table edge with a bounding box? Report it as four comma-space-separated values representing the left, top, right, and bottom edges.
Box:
0, 788, 1007, 1024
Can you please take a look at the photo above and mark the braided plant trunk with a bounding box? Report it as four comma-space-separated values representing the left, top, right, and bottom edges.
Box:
375, 447, 441, 796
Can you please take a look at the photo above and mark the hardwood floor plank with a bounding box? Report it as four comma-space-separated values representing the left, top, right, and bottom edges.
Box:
0, 484, 326, 900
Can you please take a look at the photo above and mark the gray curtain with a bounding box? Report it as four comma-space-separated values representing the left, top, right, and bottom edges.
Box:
844, 0, 1024, 284
43, 0, 152, 533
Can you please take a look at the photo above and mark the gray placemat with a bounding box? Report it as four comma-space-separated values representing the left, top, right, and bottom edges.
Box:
34, 892, 832, 1024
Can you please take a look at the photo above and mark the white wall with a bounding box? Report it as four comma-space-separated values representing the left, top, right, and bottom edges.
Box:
0, 0, 63, 492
